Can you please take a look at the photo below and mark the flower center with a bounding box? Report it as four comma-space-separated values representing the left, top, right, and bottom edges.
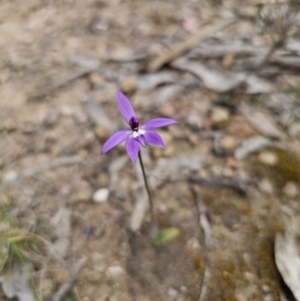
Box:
129, 116, 139, 131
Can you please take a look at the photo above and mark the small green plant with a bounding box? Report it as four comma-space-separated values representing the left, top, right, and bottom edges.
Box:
0, 199, 46, 301
153, 227, 180, 246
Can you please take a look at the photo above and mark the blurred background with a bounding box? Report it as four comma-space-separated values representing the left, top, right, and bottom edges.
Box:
0, 0, 300, 300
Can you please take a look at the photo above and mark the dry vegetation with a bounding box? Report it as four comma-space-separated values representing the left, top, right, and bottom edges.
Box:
0, 0, 300, 301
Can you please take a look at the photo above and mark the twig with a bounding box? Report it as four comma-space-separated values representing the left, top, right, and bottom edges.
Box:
51, 257, 87, 301
146, 19, 236, 72
188, 176, 249, 196
29, 69, 96, 101
254, 38, 284, 71
1, 156, 84, 191
189, 187, 211, 301
21, 156, 84, 178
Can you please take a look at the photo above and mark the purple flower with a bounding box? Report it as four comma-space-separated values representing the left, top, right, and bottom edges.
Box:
101, 91, 177, 163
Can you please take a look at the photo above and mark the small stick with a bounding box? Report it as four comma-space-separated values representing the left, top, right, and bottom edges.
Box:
189, 186, 211, 301
138, 150, 157, 235
146, 19, 236, 72
0, 156, 84, 192
51, 257, 87, 301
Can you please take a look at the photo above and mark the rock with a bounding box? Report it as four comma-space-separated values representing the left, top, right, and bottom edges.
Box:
120, 76, 137, 93
258, 178, 274, 195
168, 287, 179, 300
92, 188, 109, 203
3, 170, 18, 183
95, 127, 109, 140
185, 237, 201, 253
220, 135, 236, 153
283, 182, 299, 198
258, 151, 278, 166
211, 107, 229, 129
187, 112, 203, 129
89, 72, 106, 88
105, 265, 124, 278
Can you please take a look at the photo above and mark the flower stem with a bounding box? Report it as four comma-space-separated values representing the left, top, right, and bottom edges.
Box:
138, 150, 157, 235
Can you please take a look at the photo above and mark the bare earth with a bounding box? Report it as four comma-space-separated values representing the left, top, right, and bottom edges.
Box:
1, 1, 300, 301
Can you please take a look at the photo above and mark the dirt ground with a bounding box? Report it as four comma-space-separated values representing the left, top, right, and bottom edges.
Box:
1, 0, 300, 301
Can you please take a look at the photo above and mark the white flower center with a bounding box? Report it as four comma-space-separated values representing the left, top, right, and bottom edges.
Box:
132, 129, 145, 138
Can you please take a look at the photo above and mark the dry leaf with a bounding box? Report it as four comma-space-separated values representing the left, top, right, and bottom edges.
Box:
275, 230, 300, 301
241, 104, 285, 139
137, 72, 177, 91
234, 136, 273, 160
108, 48, 146, 62
68, 53, 100, 70
2, 264, 36, 301
150, 155, 202, 188
172, 58, 273, 94
145, 85, 183, 107
51, 206, 71, 258
171, 58, 245, 93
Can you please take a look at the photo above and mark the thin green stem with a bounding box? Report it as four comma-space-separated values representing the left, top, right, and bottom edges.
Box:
138, 150, 157, 232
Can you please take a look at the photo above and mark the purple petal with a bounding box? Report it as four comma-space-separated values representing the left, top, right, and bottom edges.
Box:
101, 130, 131, 154
116, 91, 136, 124
142, 118, 177, 130
125, 137, 140, 163
135, 135, 146, 147
144, 130, 165, 148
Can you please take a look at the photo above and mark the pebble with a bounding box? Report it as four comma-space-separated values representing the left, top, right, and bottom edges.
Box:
211, 107, 230, 129
220, 135, 235, 152
120, 76, 137, 93
258, 151, 278, 166
187, 112, 203, 129
105, 265, 124, 278
262, 284, 271, 293
185, 237, 201, 252
95, 127, 109, 140
3, 170, 18, 183
282, 181, 299, 198
168, 287, 179, 300
92, 188, 109, 203
258, 178, 274, 195
89, 72, 106, 88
